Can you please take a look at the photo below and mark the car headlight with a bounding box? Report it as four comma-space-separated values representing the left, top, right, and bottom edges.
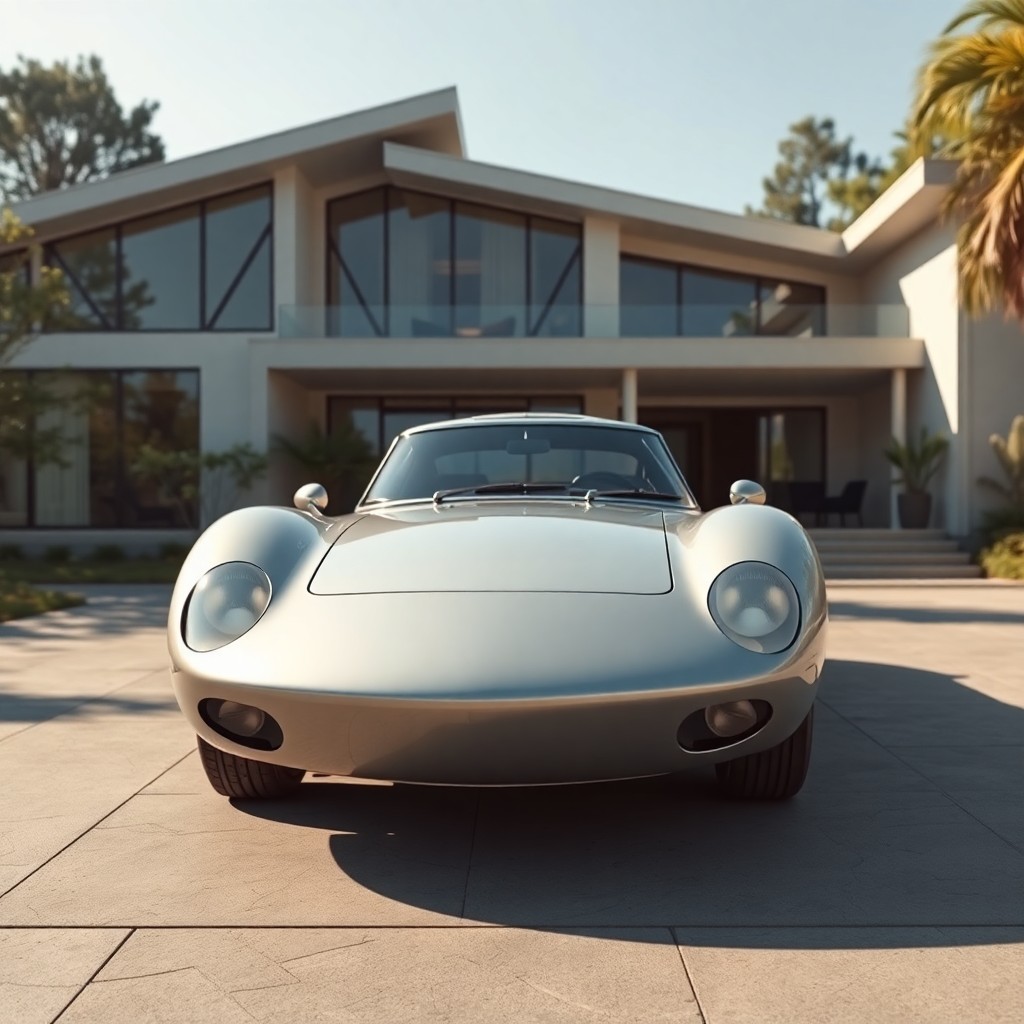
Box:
708, 561, 799, 654
184, 562, 272, 652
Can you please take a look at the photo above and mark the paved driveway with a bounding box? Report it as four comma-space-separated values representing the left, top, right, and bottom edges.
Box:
0, 582, 1022, 1023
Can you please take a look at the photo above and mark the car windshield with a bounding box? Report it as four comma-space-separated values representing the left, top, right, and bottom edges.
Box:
360, 423, 697, 507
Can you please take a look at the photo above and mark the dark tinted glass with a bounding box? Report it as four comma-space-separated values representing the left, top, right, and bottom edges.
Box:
328, 190, 386, 336
48, 229, 118, 329
530, 218, 581, 336
454, 203, 526, 336
121, 371, 200, 526
757, 409, 825, 482
758, 279, 825, 336
620, 257, 678, 336
85, 373, 119, 526
206, 186, 272, 329
681, 269, 758, 337
120, 206, 201, 329
389, 190, 451, 337
0, 370, 28, 525
366, 424, 692, 504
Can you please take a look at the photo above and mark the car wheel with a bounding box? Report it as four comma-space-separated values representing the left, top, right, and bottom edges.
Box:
197, 736, 304, 798
714, 706, 814, 800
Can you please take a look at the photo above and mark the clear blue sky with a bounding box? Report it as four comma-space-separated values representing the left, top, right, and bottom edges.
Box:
0, 0, 966, 214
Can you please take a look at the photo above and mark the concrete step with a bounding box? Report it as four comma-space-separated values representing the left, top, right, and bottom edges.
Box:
807, 528, 980, 579
807, 528, 946, 540
813, 540, 961, 554
826, 564, 983, 580
819, 551, 973, 565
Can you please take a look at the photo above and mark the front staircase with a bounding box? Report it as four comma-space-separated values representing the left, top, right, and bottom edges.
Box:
807, 528, 981, 580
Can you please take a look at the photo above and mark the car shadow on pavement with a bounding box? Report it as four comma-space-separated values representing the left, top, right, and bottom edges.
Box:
236, 658, 1024, 947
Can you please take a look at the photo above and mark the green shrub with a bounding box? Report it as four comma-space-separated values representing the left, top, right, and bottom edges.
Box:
92, 543, 125, 562
158, 542, 189, 561
979, 531, 1024, 580
43, 544, 72, 563
0, 543, 25, 561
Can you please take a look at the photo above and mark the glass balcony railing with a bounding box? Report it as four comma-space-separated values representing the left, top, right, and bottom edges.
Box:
277, 304, 911, 340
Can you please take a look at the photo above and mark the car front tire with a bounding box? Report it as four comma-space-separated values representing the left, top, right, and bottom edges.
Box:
197, 736, 305, 798
714, 706, 814, 800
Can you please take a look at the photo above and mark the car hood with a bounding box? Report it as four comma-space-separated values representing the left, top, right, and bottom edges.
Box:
309, 502, 674, 595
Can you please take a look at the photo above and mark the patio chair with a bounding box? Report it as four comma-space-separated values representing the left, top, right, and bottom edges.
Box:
787, 481, 825, 526
819, 479, 867, 527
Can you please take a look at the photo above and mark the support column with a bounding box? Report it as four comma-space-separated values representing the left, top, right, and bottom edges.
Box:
890, 367, 907, 530
582, 216, 620, 337
622, 368, 638, 423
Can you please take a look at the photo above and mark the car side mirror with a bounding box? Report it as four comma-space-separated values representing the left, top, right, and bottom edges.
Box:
293, 482, 329, 513
729, 480, 766, 506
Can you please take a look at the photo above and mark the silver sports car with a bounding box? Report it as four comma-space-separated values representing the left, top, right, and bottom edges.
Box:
168, 414, 827, 801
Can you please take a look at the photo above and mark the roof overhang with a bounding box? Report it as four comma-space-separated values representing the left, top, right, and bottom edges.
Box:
383, 142, 846, 269
7, 88, 464, 238
841, 158, 957, 267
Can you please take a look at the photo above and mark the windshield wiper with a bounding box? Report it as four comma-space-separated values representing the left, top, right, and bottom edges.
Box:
433, 481, 574, 503
585, 489, 683, 502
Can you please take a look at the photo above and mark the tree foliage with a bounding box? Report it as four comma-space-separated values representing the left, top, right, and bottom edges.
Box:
911, 0, 1024, 318
0, 210, 74, 468
0, 54, 164, 201
747, 116, 888, 231
749, 118, 939, 232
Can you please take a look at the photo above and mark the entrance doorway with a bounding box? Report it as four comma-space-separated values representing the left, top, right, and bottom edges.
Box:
642, 406, 826, 510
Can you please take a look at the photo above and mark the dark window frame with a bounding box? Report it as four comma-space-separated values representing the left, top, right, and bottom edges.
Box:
325, 186, 583, 338
619, 253, 827, 336
41, 183, 275, 334
0, 367, 201, 529
325, 394, 586, 453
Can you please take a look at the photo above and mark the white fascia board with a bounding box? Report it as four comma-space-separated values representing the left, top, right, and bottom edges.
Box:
383, 143, 845, 261
841, 158, 957, 261
7, 88, 463, 228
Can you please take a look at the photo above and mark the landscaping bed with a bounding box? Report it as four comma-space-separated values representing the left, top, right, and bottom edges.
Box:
0, 580, 85, 623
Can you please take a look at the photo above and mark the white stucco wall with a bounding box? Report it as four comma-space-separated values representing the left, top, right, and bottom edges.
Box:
863, 221, 962, 532
964, 314, 1024, 531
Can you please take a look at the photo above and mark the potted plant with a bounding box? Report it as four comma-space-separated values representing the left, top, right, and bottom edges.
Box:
884, 428, 949, 528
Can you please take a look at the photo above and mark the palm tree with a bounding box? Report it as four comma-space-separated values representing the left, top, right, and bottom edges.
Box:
913, 1, 1024, 317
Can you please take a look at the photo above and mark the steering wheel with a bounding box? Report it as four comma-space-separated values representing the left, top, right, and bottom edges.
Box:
570, 471, 637, 491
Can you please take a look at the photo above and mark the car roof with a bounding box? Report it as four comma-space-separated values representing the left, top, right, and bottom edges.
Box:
401, 413, 661, 437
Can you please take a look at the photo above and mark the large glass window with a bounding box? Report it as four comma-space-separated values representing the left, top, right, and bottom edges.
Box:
682, 269, 758, 337
326, 188, 582, 338
758, 279, 826, 336
204, 186, 273, 330
120, 206, 201, 330
389, 191, 452, 337
619, 254, 826, 337
43, 185, 272, 332
327, 189, 386, 337
1, 368, 199, 528
620, 257, 678, 336
530, 217, 582, 337
454, 203, 526, 337
47, 228, 119, 329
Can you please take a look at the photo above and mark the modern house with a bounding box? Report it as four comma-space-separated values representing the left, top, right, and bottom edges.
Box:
1, 87, 1021, 565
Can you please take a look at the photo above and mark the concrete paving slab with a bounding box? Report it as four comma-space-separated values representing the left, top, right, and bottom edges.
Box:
0, 759, 477, 926
0, 928, 129, 1024
0, 670, 194, 895
459, 772, 1024, 927
57, 927, 700, 1024
891, 745, 1024, 852
674, 927, 1024, 1024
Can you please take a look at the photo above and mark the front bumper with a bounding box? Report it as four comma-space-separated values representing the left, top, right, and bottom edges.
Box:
172, 670, 821, 786
170, 589, 825, 785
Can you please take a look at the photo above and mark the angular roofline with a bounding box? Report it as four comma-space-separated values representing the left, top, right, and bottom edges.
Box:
383, 142, 846, 262
7, 86, 464, 227
2, 86, 953, 264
